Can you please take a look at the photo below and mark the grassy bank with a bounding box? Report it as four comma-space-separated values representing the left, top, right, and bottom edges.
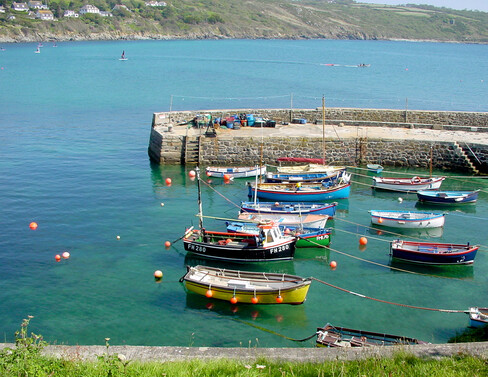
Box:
1, 317, 488, 377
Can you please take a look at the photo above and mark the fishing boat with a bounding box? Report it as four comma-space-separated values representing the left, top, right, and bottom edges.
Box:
316, 324, 427, 347
370, 210, 445, 228
247, 178, 351, 202
182, 168, 296, 262
390, 239, 478, 265
119, 50, 128, 61
468, 307, 488, 327
205, 165, 266, 179
180, 265, 312, 305
416, 190, 479, 204
237, 213, 328, 229
226, 222, 332, 248
367, 164, 383, 173
240, 201, 337, 217
372, 176, 445, 192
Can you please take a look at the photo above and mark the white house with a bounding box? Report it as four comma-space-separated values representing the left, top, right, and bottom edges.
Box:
28, 1, 48, 10
99, 11, 113, 17
36, 9, 54, 20
145, 1, 166, 7
63, 10, 79, 17
0, 5, 6, 13
79, 4, 100, 15
12, 2, 29, 11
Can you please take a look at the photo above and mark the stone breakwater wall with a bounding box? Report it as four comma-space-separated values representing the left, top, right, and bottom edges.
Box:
153, 107, 488, 131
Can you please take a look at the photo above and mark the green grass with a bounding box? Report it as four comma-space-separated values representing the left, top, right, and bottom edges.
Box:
1, 316, 488, 377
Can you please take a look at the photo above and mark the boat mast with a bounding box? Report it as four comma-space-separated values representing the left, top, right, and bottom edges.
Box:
322, 95, 326, 165
196, 167, 203, 230
429, 144, 433, 177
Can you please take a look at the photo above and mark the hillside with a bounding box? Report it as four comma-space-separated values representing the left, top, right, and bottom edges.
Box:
1, 0, 488, 43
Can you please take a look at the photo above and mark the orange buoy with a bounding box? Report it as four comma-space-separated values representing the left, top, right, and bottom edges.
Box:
164, 241, 171, 248
359, 236, 368, 245
276, 296, 283, 303
165, 178, 172, 185
378, 217, 383, 224
251, 297, 258, 304
223, 174, 231, 180
55, 254, 61, 262
330, 260, 337, 268
205, 289, 213, 298
62, 251, 70, 259
29, 222, 38, 230
188, 170, 196, 178
154, 270, 163, 279
226, 238, 232, 244
230, 296, 238, 304
205, 302, 214, 310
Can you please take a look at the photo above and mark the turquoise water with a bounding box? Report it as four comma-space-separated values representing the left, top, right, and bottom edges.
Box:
0, 40, 488, 347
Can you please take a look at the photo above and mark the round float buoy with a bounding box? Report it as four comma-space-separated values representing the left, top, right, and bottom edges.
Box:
165, 178, 172, 185
378, 217, 384, 224
205, 289, 213, 298
226, 238, 232, 244
154, 270, 163, 279
230, 296, 238, 304
330, 261, 337, 269
55, 254, 61, 262
274, 202, 280, 206
116, 235, 121, 240
359, 237, 368, 246
188, 170, 196, 178
160, 202, 165, 207
251, 297, 258, 304
206, 302, 214, 310
398, 197, 403, 203
29, 222, 38, 230
206, 171, 211, 177
62, 251, 70, 259
276, 295, 283, 304
164, 241, 171, 248
223, 174, 231, 180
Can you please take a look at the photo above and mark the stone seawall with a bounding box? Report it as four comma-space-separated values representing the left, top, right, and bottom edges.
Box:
148, 108, 488, 173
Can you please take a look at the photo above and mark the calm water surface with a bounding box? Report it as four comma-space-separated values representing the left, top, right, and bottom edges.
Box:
0, 39, 487, 347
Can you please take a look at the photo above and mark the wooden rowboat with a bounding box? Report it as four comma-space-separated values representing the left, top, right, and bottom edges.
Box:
390, 239, 478, 265
316, 323, 427, 347
367, 164, 383, 173
205, 166, 266, 179
180, 265, 311, 304
417, 190, 479, 204
370, 210, 445, 229
240, 201, 338, 217
468, 307, 488, 327
372, 176, 445, 192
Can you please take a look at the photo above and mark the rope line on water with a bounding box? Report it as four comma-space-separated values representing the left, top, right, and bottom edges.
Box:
309, 276, 468, 314
231, 318, 317, 342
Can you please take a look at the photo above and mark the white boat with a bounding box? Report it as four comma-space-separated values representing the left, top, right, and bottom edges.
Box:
237, 213, 328, 229
34, 47, 40, 54
276, 164, 345, 175
205, 165, 266, 179
372, 176, 445, 192
367, 164, 383, 173
468, 307, 488, 328
370, 210, 445, 228
119, 50, 128, 61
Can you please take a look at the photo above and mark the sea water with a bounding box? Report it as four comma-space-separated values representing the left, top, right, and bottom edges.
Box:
0, 39, 487, 347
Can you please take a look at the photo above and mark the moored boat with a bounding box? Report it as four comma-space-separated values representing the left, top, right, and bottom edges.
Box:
416, 190, 479, 204
247, 179, 351, 202
226, 222, 332, 248
237, 213, 328, 229
367, 164, 383, 173
372, 176, 445, 192
265, 170, 344, 183
390, 239, 478, 265
468, 307, 488, 327
180, 265, 312, 304
206, 165, 266, 179
316, 323, 427, 347
240, 201, 337, 217
370, 210, 445, 228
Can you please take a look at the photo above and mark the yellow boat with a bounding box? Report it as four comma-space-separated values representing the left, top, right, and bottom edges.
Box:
180, 265, 311, 305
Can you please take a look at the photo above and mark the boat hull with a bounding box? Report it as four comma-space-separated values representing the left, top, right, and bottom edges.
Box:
182, 266, 311, 305
206, 166, 266, 179
370, 210, 445, 229
183, 230, 296, 262
248, 183, 351, 201
469, 307, 488, 328
417, 190, 479, 204
390, 240, 478, 265
372, 176, 445, 192
240, 201, 337, 217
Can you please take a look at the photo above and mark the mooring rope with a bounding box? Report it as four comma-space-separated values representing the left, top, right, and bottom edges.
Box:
231, 318, 318, 342
309, 276, 468, 314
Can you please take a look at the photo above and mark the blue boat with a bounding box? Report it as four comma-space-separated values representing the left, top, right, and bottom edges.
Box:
416, 190, 479, 204
240, 201, 337, 217
367, 164, 383, 174
247, 181, 351, 201
264, 169, 346, 183
390, 240, 478, 265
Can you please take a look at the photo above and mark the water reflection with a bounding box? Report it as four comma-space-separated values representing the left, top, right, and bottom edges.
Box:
415, 201, 477, 214
368, 225, 444, 239
389, 259, 474, 280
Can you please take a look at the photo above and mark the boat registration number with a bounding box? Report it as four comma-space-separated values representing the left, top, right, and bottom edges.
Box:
187, 244, 206, 253
316, 235, 329, 241
269, 244, 290, 254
